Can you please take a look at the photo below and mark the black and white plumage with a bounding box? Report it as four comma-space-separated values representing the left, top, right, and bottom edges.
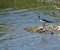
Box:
37, 16, 54, 34
37, 16, 53, 23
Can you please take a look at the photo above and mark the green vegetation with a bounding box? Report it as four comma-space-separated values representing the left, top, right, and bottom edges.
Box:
0, 0, 13, 9
0, 0, 60, 9
0, 0, 60, 18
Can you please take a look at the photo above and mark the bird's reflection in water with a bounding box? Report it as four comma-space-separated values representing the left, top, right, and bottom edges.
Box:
40, 34, 47, 46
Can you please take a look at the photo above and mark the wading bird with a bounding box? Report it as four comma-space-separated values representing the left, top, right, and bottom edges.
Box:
37, 16, 54, 34
24, 16, 60, 38
37, 16, 53, 26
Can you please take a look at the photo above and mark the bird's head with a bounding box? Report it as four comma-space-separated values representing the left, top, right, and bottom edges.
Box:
37, 16, 40, 20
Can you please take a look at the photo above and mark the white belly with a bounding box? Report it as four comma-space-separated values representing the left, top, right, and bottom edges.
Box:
39, 20, 45, 22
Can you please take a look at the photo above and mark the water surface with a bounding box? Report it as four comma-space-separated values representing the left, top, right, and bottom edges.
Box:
0, 9, 60, 50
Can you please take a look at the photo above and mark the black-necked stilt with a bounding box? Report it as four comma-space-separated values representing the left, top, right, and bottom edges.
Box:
37, 16, 53, 23
37, 16, 53, 26
37, 16, 54, 34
